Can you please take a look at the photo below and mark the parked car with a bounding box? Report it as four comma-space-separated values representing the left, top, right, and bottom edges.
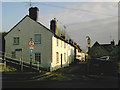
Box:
96, 56, 110, 61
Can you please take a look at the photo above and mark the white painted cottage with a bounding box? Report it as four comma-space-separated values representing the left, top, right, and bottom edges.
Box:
74, 44, 85, 62
4, 7, 75, 71
76, 49, 85, 61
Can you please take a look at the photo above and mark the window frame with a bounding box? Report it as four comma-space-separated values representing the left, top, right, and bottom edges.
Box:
56, 52, 59, 64
35, 53, 41, 64
57, 39, 59, 46
34, 34, 41, 44
61, 41, 62, 48
13, 37, 19, 45
64, 53, 66, 62
64, 42, 66, 48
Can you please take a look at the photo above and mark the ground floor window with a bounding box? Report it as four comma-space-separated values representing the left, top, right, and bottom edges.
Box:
64, 53, 66, 62
56, 52, 59, 64
35, 53, 41, 64
12, 51, 16, 58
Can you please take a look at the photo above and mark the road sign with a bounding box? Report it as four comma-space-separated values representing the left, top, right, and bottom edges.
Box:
28, 40, 35, 47
29, 47, 34, 49
30, 49, 33, 54
15, 49, 22, 51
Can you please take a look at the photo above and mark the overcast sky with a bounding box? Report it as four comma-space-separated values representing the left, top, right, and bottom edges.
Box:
1, 1, 119, 50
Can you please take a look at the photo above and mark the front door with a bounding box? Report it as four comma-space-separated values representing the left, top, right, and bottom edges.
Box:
61, 54, 62, 67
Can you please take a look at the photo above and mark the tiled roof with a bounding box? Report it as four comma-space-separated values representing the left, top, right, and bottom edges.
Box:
88, 41, 115, 58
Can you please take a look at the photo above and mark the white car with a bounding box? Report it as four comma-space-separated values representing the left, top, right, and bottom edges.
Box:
96, 56, 110, 61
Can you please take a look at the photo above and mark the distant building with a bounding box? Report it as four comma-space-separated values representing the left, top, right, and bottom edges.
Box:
88, 40, 119, 75
88, 40, 115, 59
110, 40, 120, 57
4, 7, 75, 71
74, 44, 85, 61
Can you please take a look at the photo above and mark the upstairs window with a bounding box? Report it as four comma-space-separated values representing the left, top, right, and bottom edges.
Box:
35, 34, 41, 44
13, 37, 19, 45
57, 39, 59, 46
64, 43, 66, 48
61, 41, 62, 48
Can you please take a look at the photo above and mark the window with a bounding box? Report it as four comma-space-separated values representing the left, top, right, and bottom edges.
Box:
64, 53, 66, 62
12, 51, 16, 58
35, 34, 41, 44
35, 53, 41, 64
64, 43, 66, 48
57, 39, 59, 46
56, 52, 59, 63
61, 41, 62, 48
13, 37, 19, 45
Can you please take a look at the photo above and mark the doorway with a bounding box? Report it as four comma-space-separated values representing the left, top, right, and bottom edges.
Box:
61, 54, 62, 67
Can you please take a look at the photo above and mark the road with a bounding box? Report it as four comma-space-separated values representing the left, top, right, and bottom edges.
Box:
2, 72, 119, 88
2, 79, 118, 88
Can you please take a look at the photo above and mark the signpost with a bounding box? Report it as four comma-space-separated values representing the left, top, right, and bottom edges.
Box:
28, 40, 35, 47
15, 49, 22, 51
30, 49, 33, 54
28, 39, 35, 70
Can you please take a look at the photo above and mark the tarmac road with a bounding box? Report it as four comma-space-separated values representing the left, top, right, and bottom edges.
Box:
2, 77, 118, 88
1, 71, 119, 88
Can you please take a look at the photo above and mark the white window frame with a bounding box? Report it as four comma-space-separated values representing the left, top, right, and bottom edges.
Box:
13, 37, 19, 45
64, 53, 66, 62
64, 42, 66, 48
56, 52, 59, 64
57, 39, 59, 46
35, 53, 41, 64
61, 41, 62, 48
35, 34, 41, 44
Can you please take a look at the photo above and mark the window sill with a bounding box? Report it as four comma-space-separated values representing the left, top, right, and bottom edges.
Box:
35, 43, 41, 44
11, 57, 16, 58
13, 44, 19, 45
34, 62, 40, 64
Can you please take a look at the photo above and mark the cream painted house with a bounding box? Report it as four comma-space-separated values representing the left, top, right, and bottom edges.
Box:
5, 7, 75, 71
76, 49, 85, 61
74, 44, 85, 61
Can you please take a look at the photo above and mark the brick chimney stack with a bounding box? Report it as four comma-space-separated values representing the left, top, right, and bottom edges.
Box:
29, 7, 39, 22
50, 18, 57, 35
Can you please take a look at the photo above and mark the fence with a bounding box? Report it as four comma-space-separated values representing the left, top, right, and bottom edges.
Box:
0, 51, 41, 72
